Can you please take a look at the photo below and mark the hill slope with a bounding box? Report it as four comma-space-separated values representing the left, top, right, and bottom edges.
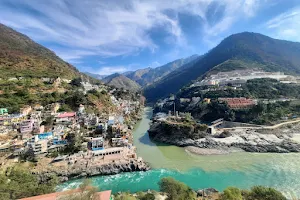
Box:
144, 32, 300, 102
84, 72, 107, 80
0, 23, 81, 79
103, 73, 141, 92
126, 55, 199, 87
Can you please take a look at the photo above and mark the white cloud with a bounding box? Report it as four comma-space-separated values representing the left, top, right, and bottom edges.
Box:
265, 7, 300, 41
148, 61, 161, 68
0, 0, 267, 62
95, 66, 128, 75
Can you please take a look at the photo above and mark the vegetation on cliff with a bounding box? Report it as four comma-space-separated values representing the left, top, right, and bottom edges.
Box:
0, 80, 114, 114
0, 23, 81, 79
0, 167, 58, 199
114, 177, 287, 200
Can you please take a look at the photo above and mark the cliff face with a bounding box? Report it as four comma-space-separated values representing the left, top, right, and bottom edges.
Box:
35, 159, 150, 182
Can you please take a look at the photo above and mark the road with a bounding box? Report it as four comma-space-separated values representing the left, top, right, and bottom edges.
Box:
223, 118, 300, 130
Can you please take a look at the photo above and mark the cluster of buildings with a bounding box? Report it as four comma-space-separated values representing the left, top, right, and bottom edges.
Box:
0, 83, 143, 167
191, 69, 297, 87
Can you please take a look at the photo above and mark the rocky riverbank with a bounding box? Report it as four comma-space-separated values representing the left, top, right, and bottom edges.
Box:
34, 158, 150, 182
149, 121, 300, 154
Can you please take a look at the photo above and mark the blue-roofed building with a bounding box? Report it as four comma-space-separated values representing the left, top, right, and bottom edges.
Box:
38, 132, 53, 140
52, 138, 67, 145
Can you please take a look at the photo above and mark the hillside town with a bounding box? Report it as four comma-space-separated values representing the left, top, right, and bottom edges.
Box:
0, 79, 148, 179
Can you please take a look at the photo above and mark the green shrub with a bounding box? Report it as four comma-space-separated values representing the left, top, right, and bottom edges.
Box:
159, 177, 196, 200
246, 186, 287, 200
138, 193, 155, 200
220, 187, 243, 200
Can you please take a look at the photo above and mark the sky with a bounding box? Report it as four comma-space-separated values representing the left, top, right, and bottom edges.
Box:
0, 0, 300, 75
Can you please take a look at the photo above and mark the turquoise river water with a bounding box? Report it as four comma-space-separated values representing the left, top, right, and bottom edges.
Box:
58, 107, 300, 198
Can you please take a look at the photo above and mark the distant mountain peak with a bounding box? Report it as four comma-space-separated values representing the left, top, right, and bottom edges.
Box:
124, 55, 200, 87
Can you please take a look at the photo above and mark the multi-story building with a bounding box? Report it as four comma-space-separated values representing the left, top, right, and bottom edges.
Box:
55, 112, 76, 124
90, 137, 104, 151
20, 119, 35, 133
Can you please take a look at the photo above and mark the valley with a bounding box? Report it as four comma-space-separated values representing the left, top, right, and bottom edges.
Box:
2, 22, 300, 200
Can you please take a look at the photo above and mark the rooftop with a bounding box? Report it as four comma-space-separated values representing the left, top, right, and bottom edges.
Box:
19, 189, 112, 200
57, 112, 76, 118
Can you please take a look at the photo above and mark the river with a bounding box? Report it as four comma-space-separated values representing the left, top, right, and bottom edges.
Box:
58, 107, 300, 198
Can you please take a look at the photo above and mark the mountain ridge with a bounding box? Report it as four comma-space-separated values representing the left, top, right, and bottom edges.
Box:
125, 54, 199, 87
143, 32, 300, 102
0, 23, 83, 79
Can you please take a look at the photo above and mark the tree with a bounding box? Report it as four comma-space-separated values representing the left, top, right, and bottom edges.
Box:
246, 186, 287, 200
41, 116, 54, 126
0, 167, 57, 199
115, 192, 137, 200
63, 132, 83, 154
70, 78, 82, 87
58, 104, 72, 112
220, 187, 243, 200
20, 147, 37, 162
139, 193, 155, 200
159, 177, 196, 200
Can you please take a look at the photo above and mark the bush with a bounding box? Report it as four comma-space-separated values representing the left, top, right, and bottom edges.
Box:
139, 193, 155, 200
246, 186, 287, 200
220, 187, 243, 200
0, 167, 58, 199
115, 192, 137, 200
159, 177, 196, 200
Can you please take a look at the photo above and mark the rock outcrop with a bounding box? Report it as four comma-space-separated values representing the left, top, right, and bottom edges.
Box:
35, 159, 150, 182
149, 122, 300, 153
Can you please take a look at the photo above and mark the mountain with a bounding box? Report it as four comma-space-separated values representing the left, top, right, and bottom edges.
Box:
84, 72, 107, 80
0, 23, 81, 79
125, 55, 199, 87
144, 32, 300, 102
103, 73, 141, 92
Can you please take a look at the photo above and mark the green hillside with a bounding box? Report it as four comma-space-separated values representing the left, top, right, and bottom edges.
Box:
144, 32, 300, 102
103, 73, 141, 92
0, 23, 81, 79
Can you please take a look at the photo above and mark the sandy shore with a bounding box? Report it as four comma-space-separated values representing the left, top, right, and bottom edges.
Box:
184, 146, 243, 155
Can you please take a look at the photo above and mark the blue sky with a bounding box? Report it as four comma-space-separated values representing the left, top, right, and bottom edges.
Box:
1, 0, 300, 75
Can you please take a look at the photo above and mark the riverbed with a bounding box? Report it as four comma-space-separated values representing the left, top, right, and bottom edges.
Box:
58, 107, 300, 198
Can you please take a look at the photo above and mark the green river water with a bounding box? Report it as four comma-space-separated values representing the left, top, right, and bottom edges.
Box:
58, 107, 300, 198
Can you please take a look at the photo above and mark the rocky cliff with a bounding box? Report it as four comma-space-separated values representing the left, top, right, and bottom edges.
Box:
148, 122, 300, 153
35, 159, 150, 182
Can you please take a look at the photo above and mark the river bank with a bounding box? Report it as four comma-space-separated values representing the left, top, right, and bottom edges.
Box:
35, 158, 150, 182
58, 107, 300, 198
148, 119, 300, 154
